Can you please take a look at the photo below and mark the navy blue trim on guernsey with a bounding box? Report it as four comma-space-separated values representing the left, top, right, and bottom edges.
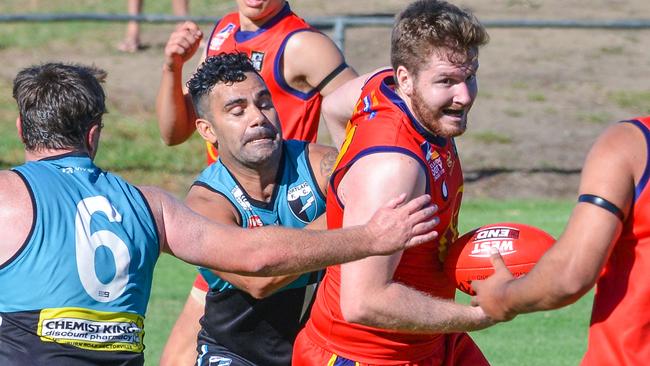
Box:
378, 76, 447, 147
303, 142, 327, 202
38, 151, 89, 161
622, 119, 650, 201
330, 146, 431, 209
273, 29, 319, 100
234, 2, 292, 43
192, 181, 244, 226
133, 186, 161, 257
204, 17, 222, 58
0, 170, 36, 270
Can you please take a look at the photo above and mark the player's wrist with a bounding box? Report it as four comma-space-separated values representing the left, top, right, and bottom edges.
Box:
162, 60, 183, 74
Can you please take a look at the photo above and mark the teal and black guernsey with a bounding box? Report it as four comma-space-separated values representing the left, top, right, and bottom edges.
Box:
195, 140, 326, 366
0, 153, 159, 366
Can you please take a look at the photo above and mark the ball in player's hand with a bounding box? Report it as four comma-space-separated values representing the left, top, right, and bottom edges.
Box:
443, 222, 555, 295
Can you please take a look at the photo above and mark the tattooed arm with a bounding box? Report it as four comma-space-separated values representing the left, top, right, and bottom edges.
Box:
307, 143, 338, 195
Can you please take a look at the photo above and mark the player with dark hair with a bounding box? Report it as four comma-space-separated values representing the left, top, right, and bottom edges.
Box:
170, 51, 339, 366
472, 114, 650, 365
157, 2, 358, 363
293, 1, 495, 364
0, 61, 438, 366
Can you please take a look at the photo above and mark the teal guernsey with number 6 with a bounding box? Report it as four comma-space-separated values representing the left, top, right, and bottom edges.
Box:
0, 153, 159, 366
194, 140, 326, 366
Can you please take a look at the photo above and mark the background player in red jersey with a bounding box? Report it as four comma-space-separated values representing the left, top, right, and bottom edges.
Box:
472, 116, 650, 365
293, 1, 495, 365
156, 1, 357, 364
156, 0, 357, 154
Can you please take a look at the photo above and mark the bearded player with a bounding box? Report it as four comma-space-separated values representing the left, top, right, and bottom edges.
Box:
293, 1, 497, 364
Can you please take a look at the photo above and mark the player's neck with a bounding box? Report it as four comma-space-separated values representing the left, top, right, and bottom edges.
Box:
226, 157, 281, 203
395, 86, 414, 117
238, 2, 286, 32
24, 147, 88, 162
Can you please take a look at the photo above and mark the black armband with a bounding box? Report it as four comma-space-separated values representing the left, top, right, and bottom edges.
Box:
315, 62, 349, 91
577, 194, 624, 221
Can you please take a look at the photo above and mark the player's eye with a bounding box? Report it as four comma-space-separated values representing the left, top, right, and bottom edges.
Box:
438, 78, 455, 86
230, 107, 244, 116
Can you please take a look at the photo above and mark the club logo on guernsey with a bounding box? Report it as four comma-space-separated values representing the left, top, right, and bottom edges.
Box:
209, 23, 236, 52
250, 51, 265, 72
288, 182, 318, 224
37, 308, 144, 352
421, 142, 445, 181
469, 227, 520, 258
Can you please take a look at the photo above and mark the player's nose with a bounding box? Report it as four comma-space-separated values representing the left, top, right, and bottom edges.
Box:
453, 81, 475, 106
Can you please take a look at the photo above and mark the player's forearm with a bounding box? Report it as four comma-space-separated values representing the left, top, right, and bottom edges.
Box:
239, 224, 378, 276
343, 282, 493, 333
503, 249, 594, 314
156, 65, 195, 145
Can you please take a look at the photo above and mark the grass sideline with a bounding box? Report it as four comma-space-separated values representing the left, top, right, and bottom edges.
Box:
145, 199, 589, 366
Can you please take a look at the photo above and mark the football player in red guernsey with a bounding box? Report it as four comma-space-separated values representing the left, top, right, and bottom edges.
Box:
156, 1, 357, 365
473, 114, 650, 366
293, 1, 496, 365
156, 0, 357, 156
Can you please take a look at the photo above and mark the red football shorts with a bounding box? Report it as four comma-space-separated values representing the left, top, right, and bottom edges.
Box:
292, 330, 489, 366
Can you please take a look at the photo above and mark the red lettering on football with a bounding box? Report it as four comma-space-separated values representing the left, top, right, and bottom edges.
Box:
443, 222, 555, 295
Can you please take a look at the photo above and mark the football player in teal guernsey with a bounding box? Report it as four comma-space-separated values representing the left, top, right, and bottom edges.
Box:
180, 53, 336, 366
0, 62, 440, 366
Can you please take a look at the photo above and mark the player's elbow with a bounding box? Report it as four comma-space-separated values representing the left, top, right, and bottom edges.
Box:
339, 291, 374, 324
160, 133, 178, 146
159, 129, 187, 146
240, 249, 282, 278
244, 282, 278, 299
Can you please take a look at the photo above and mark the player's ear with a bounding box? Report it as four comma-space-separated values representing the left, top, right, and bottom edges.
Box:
395, 65, 414, 96
16, 116, 26, 143
86, 122, 103, 159
196, 118, 219, 145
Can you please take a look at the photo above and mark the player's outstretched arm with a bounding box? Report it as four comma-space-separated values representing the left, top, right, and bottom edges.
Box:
156, 21, 204, 145
472, 122, 638, 321
184, 185, 303, 299
140, 186, 438, 276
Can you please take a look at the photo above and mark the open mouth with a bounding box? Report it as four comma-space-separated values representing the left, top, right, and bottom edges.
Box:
247, 136, 275, 144
442, 108, 465, 118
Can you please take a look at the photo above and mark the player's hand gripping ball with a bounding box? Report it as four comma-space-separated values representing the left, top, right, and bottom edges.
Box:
443, 222, 555, 295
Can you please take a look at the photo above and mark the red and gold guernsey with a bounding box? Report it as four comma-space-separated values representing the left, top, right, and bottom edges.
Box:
204, 3, 322, 164
581, 116, 650, 365
302, 69, 465, 363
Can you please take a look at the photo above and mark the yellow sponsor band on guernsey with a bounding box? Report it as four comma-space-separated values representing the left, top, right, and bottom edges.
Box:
37, 307, 145, 353
334, 124, 357, 170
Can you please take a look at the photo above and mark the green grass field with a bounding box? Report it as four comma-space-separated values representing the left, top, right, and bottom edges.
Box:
0, 2, 592, 365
